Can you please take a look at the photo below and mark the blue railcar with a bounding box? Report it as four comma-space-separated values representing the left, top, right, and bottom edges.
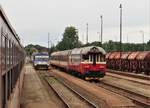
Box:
32, 53, 49, 69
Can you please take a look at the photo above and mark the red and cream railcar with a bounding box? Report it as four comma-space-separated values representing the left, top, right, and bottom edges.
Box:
50, 46, 106, 79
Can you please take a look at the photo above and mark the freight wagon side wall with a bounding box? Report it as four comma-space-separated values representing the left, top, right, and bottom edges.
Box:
7, 66, 25, 108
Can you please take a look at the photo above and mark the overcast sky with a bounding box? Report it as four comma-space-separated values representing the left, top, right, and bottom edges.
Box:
1, 0, 150, 47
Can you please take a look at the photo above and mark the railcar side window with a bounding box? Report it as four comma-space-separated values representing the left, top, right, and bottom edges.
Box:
89, 55, 92, 62
82, 54, 89, 62
96, 54, 99, 62
0, 27, 1, 70
100, 55, 105, 62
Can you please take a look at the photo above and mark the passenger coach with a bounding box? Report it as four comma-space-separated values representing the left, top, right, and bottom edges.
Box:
0, 6, 25, 108
50, 46, 106, 80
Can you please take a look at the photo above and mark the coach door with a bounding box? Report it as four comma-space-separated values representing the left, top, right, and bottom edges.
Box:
89, 53, 96, 66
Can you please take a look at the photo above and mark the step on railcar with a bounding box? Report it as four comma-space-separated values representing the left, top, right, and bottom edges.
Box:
0, 5, 25, 108
32, 53, 49, 70
50, 46, 106, 80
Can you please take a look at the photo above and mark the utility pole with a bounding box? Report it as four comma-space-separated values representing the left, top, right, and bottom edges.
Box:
97, 32, 100, 41
86, 23, 88, 44
48, 33, 50, 57
119, 4, 122, 70
119, 4, 122, 53
127, 35, 129, 43
140, 30, 145, 51
100, 15, 103, 45
82, 34, 84, 44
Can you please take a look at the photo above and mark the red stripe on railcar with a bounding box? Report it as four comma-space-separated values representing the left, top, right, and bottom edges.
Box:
69, 63, 106, 74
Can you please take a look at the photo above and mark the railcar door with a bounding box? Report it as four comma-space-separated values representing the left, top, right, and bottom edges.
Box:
90, 53, 96, 66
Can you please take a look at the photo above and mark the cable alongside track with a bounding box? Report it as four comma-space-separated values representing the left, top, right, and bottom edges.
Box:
44, 75, 97, 108
96, 80, 150, 108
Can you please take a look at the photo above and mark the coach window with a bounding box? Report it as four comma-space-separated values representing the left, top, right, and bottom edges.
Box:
7, 38, 10, 68
9, 40, 11, 66
2, 35, 6, 71
12, 43, 14, 65
0, 27, 2, 69
5, 38, 8, 69
10, 42, 12, 65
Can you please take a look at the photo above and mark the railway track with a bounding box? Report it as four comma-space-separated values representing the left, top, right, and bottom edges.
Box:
107, 69, 150, 80
96, 80, 150, 108
38, 70, 97, 108
106, 72, 150, 87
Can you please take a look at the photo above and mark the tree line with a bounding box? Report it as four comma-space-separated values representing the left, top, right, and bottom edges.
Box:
51, 26, 150, 53
25, 26, 150, 56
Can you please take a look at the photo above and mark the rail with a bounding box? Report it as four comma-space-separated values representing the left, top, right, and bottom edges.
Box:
44, 76, 70, 108
45, 76, 97, 108
107, 69, 150, 80
56, 76, 98, 108
96, 80, 150, 108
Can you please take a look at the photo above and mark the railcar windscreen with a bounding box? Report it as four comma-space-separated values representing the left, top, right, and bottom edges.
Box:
34, 56, 49, 61
82, 53, 105, 63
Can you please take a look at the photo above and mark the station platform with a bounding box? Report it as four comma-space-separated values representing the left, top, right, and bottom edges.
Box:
20, 65, 58, 108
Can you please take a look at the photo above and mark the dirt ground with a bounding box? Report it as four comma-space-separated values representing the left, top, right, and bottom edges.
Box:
103, 75, 150, 98
50, 69, 135, 108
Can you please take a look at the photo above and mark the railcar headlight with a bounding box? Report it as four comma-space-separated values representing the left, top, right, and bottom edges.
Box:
99, 66, 104, 68
34, 63, 37, 66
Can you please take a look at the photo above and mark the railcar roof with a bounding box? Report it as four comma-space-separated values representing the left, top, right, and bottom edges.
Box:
32, 53, 49, 56
51, 50, 71, 56
71, 46, 106, 55
51, 46, 106, 56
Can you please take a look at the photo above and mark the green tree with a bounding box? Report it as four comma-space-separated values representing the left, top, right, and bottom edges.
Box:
56, 26, 82, 50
